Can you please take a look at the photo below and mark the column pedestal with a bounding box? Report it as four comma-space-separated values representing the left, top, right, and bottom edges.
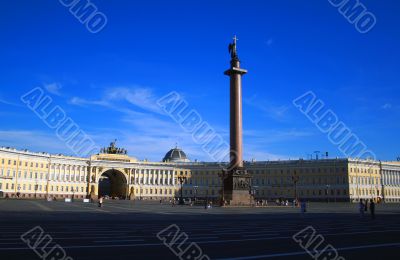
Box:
223, 168, 252, 206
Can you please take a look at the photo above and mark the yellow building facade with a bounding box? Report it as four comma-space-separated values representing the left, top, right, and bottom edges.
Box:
1, 146, 400, 203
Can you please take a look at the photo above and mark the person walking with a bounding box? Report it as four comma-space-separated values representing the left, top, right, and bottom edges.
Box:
300, 200, 307, 214
98, 196, 103, 207
359, 199, 365, 217
370, 199, 375, 220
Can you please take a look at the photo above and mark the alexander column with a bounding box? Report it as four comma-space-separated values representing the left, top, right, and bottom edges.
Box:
222, 36, 252, 206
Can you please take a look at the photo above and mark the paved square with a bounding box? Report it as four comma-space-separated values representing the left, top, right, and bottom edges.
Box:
0, 199, 399, 259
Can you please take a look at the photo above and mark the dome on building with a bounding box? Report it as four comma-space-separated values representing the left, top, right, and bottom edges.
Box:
162, 147, 190, 163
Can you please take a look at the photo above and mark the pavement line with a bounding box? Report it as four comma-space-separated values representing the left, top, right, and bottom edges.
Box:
29, 201, 53, 211
67, 202, 113, 214
105, 204, 171, 214
1, 241, 400, 252
1, 227, 399, 249
214, 242, 400, 259
93, 239, 145, 243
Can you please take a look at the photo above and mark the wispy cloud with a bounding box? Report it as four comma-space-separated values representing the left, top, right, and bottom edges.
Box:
104, 87, 163, 114
242, 128, 313, 161
69, 86, 164, 114
244, 128, 314, 142
245, 95, 290, 121
381, 103, 392, 110
265, 38, 274, 47
0, 130, 72, 154
44, 83, 62, 96
4, 85, 305, 162
69, 97, 110, 107
0, 94, 24, 107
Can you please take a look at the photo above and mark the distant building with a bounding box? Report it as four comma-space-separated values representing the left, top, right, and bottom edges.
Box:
1, 145, 399, 203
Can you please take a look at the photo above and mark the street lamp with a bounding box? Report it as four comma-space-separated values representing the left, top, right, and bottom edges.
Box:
326, 184, 331, 203
251, 185, 259, 205
218, 170, 229, 206
72, 187, 75, 202
177, 176, 187, 205
292, 171, 299, 202
140, 184, 142, 200
34, 183, 38, 199
193, 185, 198, 203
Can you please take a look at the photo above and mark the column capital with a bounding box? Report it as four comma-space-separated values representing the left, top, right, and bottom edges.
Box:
224, 67, 247, 76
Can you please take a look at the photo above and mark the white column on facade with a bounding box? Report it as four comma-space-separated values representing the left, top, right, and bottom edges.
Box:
382, 171, 385, 186
384, 171, 387, 186
57, 165, 60, 181
60, 165, 63, 181
83, 167, 86, 183
391, 172, 394, 186
385, 171, 388, 186
396, 172, 399, 186
69, 166, 73, 182
72, 166, 75, 182
392, 172, 395, 186
393, 172, 396, 186
76, 166, 78, 183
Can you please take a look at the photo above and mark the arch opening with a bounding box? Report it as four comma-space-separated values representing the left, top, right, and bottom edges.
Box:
98, 169, 127, 199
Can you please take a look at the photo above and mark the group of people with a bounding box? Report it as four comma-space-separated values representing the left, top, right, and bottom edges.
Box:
359, 199, 375, 219
95, 197, 374, 218
255, 200, 268, 206
275, 199, 298, 207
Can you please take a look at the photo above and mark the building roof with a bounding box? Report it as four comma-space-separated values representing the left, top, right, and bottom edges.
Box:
162, 147, 190, 163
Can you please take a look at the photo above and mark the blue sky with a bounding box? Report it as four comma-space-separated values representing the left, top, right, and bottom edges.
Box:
0, 0, 399, 162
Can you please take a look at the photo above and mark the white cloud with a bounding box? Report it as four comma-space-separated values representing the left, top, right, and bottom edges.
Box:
69, 86, 164, 114
44, 83, 62, 96
105, 87, 163, 114
69, 97, 110, 107
381, 103, 392, 110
